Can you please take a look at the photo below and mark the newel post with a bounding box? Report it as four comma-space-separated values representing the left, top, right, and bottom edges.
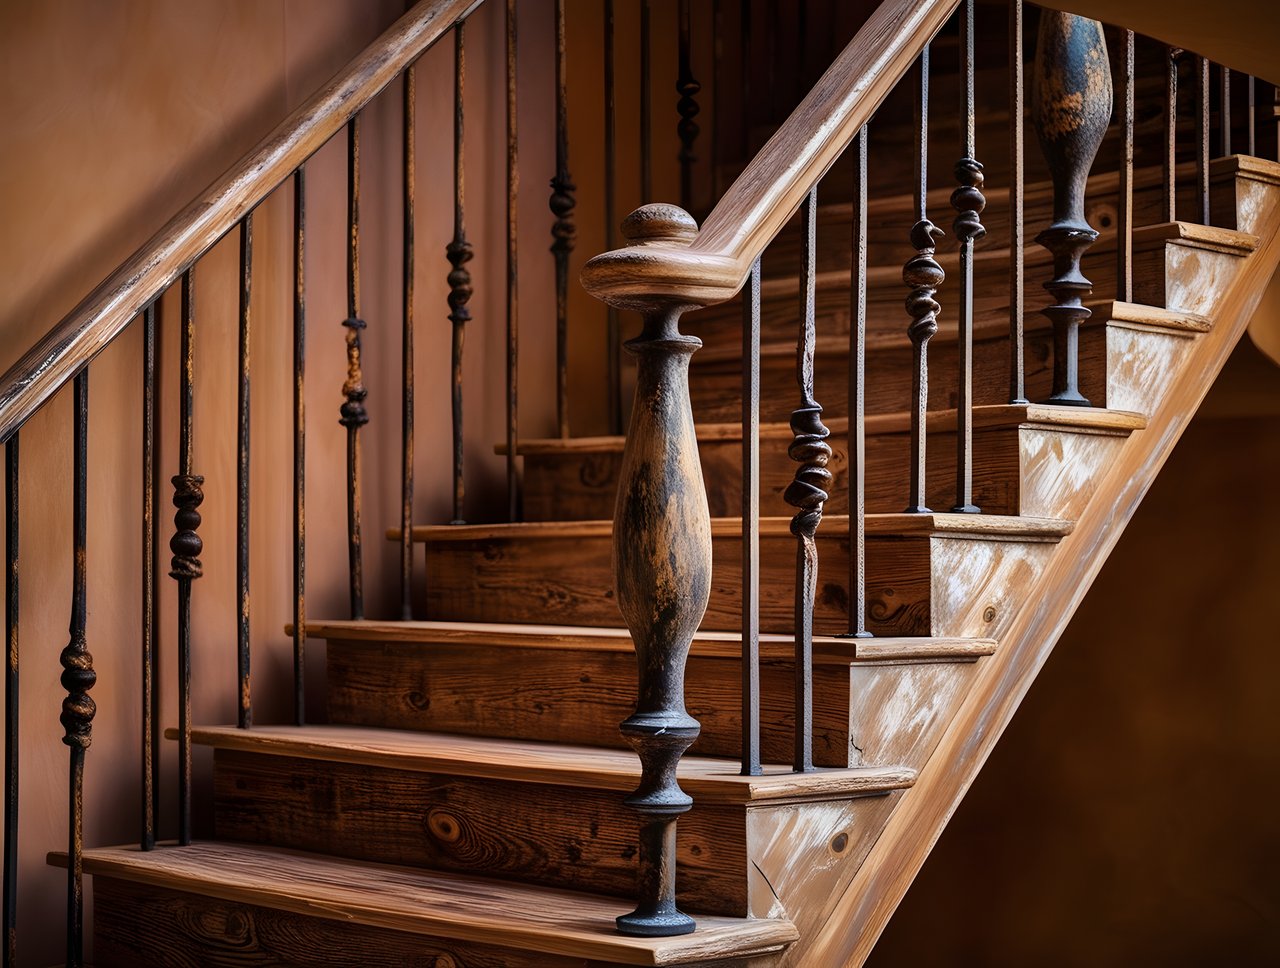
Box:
1032, 11, 1112, 406
606, 204, 711, 937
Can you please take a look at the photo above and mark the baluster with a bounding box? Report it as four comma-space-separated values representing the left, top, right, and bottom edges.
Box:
641, 0, 653, 200
711, 0, 723, 201
449, 24, 473, 525
676, 0, 701, 211
1196, 56, 1210, 223
1118, 30, 1135, 304
785, 188, 829, 774
904, 46, 943, 513
341, 115, 368, 620
292, 169, 307, 726
3, 434, 17, 968
951, 0, 984, 514
609, 205, 708, 938
1165, 48, 1181, 222
551, 0, 576, 439
1246, 75, 1256, 156
401, 65, 416, 620
506, 0, 520, 521
236, 213, 252, 728
604, 1, 622, 434
1221, 66, 1232, 157
740, 0, 751, 160
63, 371, 94, 968
1009, 0, 1027, 404
847, 126, 872, 639
141, 302, 158, 849
171, 269, 203, 846
1274, 85, 1279, 162
1032, 12, 1112, 408
741, 256, 761, 777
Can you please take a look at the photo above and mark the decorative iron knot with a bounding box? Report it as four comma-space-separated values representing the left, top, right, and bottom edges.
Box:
784, 403, 833, 540
446, 238, 474, 326
951, 158, 987, 244
549, 173, 577, 256
904, 218, 946, 345
170, 474, 204, 581
676, 76, 701, 166
340, 317, 369, 429
60, 636, 96, 751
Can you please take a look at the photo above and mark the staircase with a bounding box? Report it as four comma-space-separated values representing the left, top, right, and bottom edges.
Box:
5, 0, 1280, 965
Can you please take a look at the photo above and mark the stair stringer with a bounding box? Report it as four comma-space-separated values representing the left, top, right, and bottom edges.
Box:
798, 164, 1280, 967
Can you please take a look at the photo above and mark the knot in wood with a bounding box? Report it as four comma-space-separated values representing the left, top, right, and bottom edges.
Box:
621, 204, 698, 246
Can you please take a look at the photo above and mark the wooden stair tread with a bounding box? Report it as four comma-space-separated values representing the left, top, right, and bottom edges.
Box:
298, 619, 998, 663
60, 842, 799, 966
397, 513, 1073, 544
175, 724, 917, 804
509, 404, 1146, 455
1211, 153, 1280, 186
1131, 220, 1259, 252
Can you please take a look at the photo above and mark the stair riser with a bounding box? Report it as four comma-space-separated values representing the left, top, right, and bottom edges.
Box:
422, 531, 1055, 638
327, 640, 983, 770
1133, 241, 1247, 315
213, 749, 751, 916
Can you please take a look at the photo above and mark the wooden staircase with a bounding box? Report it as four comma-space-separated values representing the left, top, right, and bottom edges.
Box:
61, 149, 1280, 965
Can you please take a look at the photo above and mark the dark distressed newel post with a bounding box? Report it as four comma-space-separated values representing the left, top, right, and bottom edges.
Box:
607, 204, 710, 937
1032, 11, 1112, 406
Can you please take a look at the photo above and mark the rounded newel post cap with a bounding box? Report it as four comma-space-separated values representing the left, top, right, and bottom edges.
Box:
621, 204, 698, 246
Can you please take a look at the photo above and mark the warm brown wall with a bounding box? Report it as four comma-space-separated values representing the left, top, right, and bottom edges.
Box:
869, 339, 1280, 967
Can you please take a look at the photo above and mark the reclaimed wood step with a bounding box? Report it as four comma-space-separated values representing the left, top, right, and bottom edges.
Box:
174, 725, 912, 918
400, 514, 1071, 639
66, 842, 799, 966
513, 404, 1145, 522
307, 620, 996, 769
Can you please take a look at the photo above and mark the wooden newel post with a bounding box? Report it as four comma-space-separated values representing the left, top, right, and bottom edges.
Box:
608, 204, 711, 937
1032, 11, 1112, 406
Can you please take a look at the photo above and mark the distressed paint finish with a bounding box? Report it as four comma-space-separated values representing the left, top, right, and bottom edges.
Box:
845, 660, 982, 770
929, 534, 1057, 640
1104, 325, 1197, 416
1132, 231, 1254, 314
1016, 425, 1130, 519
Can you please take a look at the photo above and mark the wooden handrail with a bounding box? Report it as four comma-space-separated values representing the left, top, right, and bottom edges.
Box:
580, 0, 961, 311
0, 0, 479, 445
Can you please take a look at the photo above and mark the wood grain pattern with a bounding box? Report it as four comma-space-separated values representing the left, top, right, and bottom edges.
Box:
66, 843, 800, 966
0, 0, 475, 444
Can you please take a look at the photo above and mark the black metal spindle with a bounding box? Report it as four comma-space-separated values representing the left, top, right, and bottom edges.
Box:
141, 303, 157, 850
785, 188, 829, 775
236, 213, 252, 729
1009, 0, 1027, 405
741, 257, 761, 777
904, 46, 943, 512
1221, 66, 1232, 157
63, 370, 95, 968
676, 0, 700, 212
551, 0, 576, 440
505, 0, 520, 521
1197, 56, 1210, 223
604, 1, 622, 435
3, 434, 17, 968
641, 0, 653, 200
1118, 29, 1135, 303
711, 0, 723, 202
1165, 48, 1181, 222
341, 115, 368, 620
848, 126, 872, 639
740, 0, 751, 160
952, 0, 984, 514
292, 169, 307, 726
449, 24, 473, 526
401, 64, 416, 621
1247, 75, 1256, 156
171, 269, 202, 846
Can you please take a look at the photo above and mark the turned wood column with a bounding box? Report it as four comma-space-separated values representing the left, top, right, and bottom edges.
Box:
609, 204, 711, 937
1032, 11, 1112, 406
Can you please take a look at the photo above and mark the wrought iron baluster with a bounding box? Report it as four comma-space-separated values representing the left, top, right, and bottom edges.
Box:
904, 46, 943, 513
236, 213, 252, 728
141, 303, 158, 849
505, 0, 520, 521
847, 126, 872, 639
3, 434, 17, 968
1221, 66, 1232, 157
171, 269, 203, 846
449, 24, 473, 526
741, 256, 761, 777
951, 0, 984, 514
641, 0, 653, 200
401, 64, 416, 620
676, 0, 701, 212
785, 188, 829, 774
1118, 29, 1135, 304
604, 1, 621, 434
551, 0, 576, 439
341, 115, 368, 620
711, 0, 723, 202
740, 0, 751, 160
292, 168, 307, 726
63, 371, 94, 968
1165, 48, 1182, 222
1196, 56, 1210, 223
1247, 75, 1256, 156
1009, 0, 1027, 404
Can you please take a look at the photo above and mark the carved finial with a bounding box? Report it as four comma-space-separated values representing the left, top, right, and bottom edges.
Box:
621, 204, 698, 247
169, 474, 204, 581
340, 317, 369, 429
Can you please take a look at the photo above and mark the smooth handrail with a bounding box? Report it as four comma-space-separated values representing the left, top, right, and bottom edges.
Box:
0, 0, 480, 445
580, 0, 961, 311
